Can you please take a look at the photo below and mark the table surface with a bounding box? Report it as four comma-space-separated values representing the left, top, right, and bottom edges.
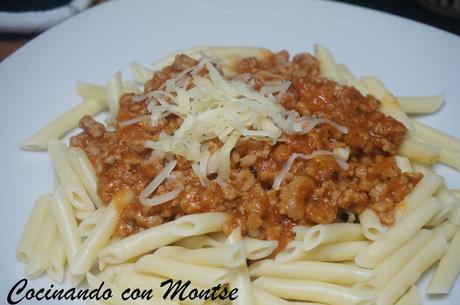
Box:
0, 0, 459, 62
0, 0, 107, 61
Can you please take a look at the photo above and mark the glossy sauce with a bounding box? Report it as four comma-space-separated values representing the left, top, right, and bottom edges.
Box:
70, 51, 421, 253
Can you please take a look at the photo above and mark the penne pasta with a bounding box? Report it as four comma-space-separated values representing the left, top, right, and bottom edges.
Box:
305, 241, 371, 262
276, 240, 370, 263
131, 62, 154, 85
253, 287, 325, 305
394, 155, 413, 173
411, 119, 460, 152
314, 44, 367, 96
68, 147, 104, 208
77, 208, 104, 238
113, 272, 191, 305
427, 187, 459, 226
208, 232, 227, 244
51, 187, 82, 263
376, 235, 447, 305
155, 244, 245, 268
314, 44, 339, 80
427, 203, 455, 228
275, 241, 306, 263
253, 287, 288, 305
411, 161, 433, 175
16, 193, 52, 263
335, 64, 367, 95
249, 260, 373, 285
24, 211, 58, 278
172, 212, 230, 236
46, 235, 67, 283
243, 237, 278, 260
174, 235, 223, 249
76, 82, 107, 101
135, 252, 231, 287
428, 231, 460, 294
97, 263, 135, 282
356, 196, 440, 268
397, 138, 440, 164
88, 300, 111, 305
71, 274, 85, 287
366, 229, 435, 288
99, 212, 228, 265
225, 228, 255, 305
87, 273, 158, 305
20, 99, 106, 151
293, 226, 309, 241
303, 223, 365, 251
432, 220, 460, 242
439, 148, 460, 171
48, 138, 95, 211
395, 172, 443, 219
113, 272, 190, 305
98, 221, 180, 265
360, 76, 412, 129
74, 209, 93, 221
394, 286, 421, 305
122, 81, 142, 94
71, 204, 118, 275
358, 209, 388, 241
253, 276, 374, 305
228, 260, 254, 305
105, 71, 124, 125
397, 95, 444, 114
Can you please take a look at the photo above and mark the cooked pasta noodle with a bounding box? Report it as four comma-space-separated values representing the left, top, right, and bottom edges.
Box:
46, 235, 67, 282
428, 231, 460, 294
135, 252, 231, 287
356, 196, 440, 268
16, 193, 52, 263
376, 235, 447, 305
24, 211, 58, 278
15, 45, 460, 305
253, 276, 373, 305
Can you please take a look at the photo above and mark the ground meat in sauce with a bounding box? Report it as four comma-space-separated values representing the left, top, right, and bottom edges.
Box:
70, 50, 422, 252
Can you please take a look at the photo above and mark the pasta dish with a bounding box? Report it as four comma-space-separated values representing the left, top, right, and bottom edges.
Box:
15, 45, 460, 305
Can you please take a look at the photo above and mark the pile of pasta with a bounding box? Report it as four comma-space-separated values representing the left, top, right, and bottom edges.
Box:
17, 46, 460, 305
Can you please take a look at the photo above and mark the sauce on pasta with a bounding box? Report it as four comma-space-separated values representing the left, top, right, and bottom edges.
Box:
70, 50, 422, 252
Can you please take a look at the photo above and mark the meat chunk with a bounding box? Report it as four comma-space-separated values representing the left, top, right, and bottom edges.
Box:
172, 54, 198, 71
79, 115, 105, 138
279, 176, 315, 220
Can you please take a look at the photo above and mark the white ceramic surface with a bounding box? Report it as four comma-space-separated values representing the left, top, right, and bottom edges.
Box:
0, 0, 459, 304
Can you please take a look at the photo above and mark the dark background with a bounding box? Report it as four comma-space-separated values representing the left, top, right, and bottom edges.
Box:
333, 0, 460, 35
0, 0, 458, 35
0, 0, 459, 61
0, 0, 71, 11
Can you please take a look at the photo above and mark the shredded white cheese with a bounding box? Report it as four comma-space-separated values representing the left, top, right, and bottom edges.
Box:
137, 54, 348, 185
140, 160, 176, 200
140, 184, 184, 207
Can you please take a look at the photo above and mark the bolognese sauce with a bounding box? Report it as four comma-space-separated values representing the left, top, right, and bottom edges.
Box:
70, 50, 422, 252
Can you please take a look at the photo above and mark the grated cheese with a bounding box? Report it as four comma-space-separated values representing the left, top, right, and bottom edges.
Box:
140, 160, 176, 200
140, 184, 184, 207
138, 54, 348, 185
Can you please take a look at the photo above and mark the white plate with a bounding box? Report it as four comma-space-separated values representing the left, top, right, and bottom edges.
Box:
1, 0, 459, 304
